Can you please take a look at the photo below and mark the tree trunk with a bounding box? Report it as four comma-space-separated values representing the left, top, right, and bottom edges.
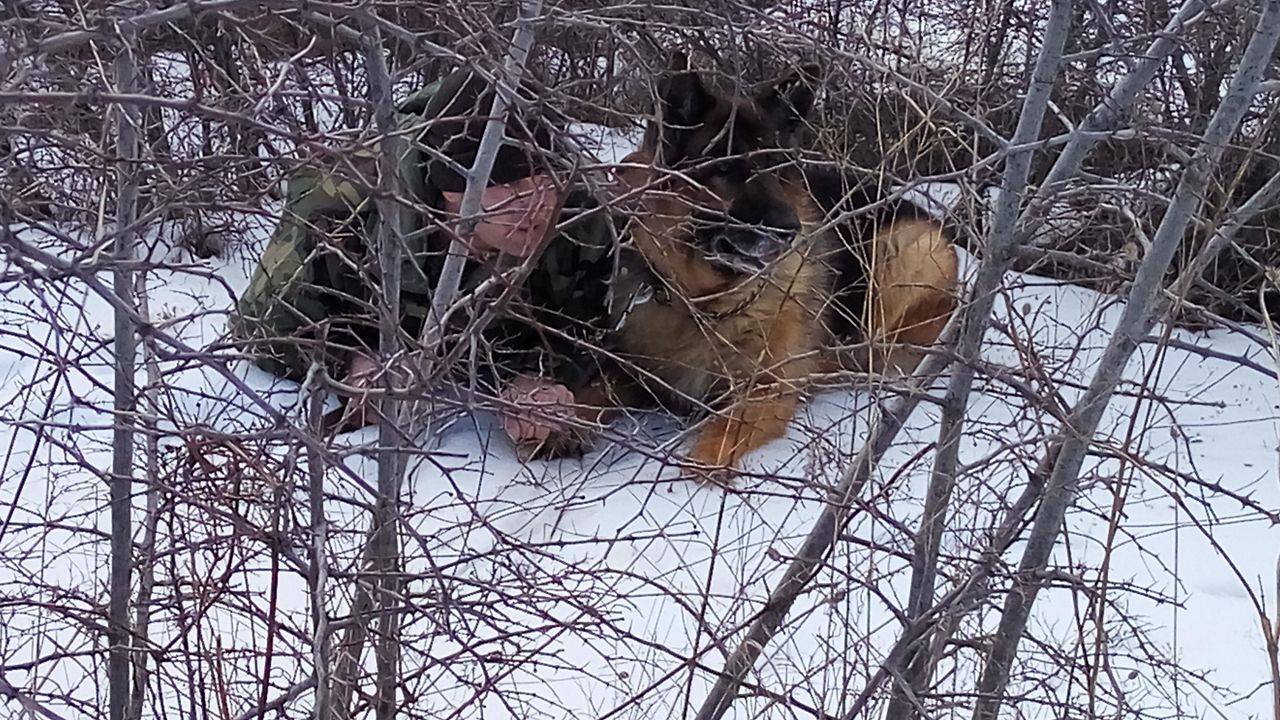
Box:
109, 26, 140, 720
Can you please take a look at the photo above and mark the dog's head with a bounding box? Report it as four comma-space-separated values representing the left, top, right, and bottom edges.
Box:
618, 54, 823, 297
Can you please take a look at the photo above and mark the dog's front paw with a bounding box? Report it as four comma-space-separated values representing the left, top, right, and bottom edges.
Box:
684, 416, 747, 484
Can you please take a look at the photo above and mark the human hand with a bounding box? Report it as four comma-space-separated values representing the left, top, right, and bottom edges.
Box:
498, 374, 588, 459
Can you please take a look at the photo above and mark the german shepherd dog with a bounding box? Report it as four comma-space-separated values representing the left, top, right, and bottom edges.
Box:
569, 55, 959, 480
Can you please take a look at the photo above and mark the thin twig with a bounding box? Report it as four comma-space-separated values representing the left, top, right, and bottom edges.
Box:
306, 368, 331, 720
126, 241, 166, 720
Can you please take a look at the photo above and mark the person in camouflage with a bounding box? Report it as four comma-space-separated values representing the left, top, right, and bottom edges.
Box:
227, 66, 620, 454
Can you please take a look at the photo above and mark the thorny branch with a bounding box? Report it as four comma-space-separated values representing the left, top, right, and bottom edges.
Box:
885, 1, 1075, 716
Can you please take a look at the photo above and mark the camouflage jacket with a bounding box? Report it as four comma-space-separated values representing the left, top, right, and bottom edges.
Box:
229, 75, 619, 392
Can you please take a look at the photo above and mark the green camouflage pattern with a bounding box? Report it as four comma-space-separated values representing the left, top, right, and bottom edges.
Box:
228, 158, 382, 381
228, 76, 618, 389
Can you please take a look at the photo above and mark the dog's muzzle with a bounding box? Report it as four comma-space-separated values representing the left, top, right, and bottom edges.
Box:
704, 224, 797, 273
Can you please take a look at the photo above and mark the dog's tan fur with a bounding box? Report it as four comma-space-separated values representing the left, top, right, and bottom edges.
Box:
578, 58, 959, 478
607, 149, 831, 468
840, 218, 960, 375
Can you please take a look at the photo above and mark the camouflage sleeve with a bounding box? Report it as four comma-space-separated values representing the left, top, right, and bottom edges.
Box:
228, 101, 455, 380
227, 165, 380, 380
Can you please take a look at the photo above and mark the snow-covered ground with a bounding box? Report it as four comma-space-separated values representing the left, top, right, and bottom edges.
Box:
1, 128, 1278, 719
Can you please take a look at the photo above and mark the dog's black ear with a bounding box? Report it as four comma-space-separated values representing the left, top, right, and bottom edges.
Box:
756, 63, 819, 146
654, 52, 715, 165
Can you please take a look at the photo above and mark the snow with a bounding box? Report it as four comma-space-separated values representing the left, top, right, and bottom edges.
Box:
1, 134, 1278, 720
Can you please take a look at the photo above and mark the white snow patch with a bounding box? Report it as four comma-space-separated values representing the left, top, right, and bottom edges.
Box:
2, 168, 1278, 720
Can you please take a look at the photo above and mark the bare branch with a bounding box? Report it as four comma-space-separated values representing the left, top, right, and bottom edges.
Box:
691, 316, 960, 720
423, 0, 546, 349
327, 17, 410, 720
366, 18, 406, 720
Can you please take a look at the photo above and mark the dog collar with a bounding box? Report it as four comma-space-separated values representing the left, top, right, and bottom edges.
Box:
607, 250, 670, 332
